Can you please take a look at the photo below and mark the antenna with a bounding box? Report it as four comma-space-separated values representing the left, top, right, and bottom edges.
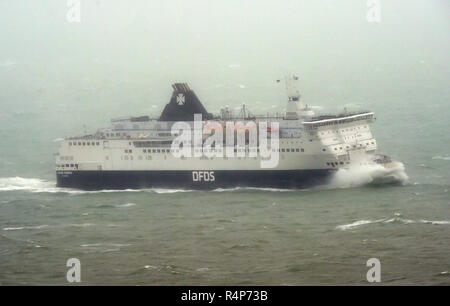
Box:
284, 74, 301, 102
279, 74, 301, 119
277, 75, 315, 120
238, 103, 254, 119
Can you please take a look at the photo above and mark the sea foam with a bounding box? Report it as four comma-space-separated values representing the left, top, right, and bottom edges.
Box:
432, 155, 450, 161
0, 177, 195, 194
327, 159, 409, 189
336, 216, 450, 231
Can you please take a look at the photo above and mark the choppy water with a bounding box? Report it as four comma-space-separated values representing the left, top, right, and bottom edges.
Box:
0, 159, 448, 285
0, 178, 449, 285
0, 1, 449, 285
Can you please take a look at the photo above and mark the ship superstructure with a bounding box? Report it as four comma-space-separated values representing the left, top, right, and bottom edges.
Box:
56, 76, 388, 190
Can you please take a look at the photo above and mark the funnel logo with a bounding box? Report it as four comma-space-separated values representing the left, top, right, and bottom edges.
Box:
176, 94, 185, 105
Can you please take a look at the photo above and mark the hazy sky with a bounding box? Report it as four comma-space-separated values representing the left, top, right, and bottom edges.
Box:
0, 0, 448, 176
0, 0, 448, 118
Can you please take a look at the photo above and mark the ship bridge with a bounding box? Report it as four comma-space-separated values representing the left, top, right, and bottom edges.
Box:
303, 112, 375, 130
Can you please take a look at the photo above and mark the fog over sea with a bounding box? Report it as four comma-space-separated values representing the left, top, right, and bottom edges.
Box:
0, 1, 449, 285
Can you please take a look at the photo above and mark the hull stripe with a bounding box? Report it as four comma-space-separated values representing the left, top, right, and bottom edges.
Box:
56, 170, 334, 190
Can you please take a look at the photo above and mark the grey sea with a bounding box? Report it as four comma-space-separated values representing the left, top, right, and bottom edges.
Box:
0, 1, 449, 285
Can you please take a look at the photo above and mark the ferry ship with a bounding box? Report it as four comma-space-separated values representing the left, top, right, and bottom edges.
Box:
56, 76, 397, 190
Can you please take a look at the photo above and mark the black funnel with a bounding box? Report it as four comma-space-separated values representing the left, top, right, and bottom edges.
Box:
159, 83, 213, 121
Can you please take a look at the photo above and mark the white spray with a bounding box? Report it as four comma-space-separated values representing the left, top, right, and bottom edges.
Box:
328, 157, 409, 189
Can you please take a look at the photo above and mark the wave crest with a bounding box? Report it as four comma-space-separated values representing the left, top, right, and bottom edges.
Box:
327, 160, 409, 189
432, 156, 450, 161
336, 216, 450, 231
0, 177, 195, 194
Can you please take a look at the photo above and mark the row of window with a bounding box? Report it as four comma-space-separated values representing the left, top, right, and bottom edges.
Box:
327, 162, 348, 167
57, 164, 78, 169
134, 140, 172, 147
142, 148, 178, 154
127, 148, 307, 154
320, 126, 368, 135
119, 154, 301, 161
58, 161, 349, 169
70, 139, 312, 148
69, 141, 100, 146
105, 132, 126, 137
308, 115, 373, 128
124, 148, 307, 154
281, 148, 305, 153
322, 141, 375, 152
